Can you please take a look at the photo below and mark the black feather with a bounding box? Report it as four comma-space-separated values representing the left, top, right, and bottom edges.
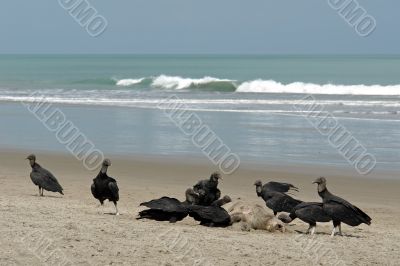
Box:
138, 197, 189, 222
187, 205, 231, 227
30, 163, 63, 195
256, 181, 302, 215
91, 170, 119, 205
318, 183, 372, 227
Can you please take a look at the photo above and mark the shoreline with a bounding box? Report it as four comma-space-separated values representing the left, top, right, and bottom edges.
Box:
1, 147, 398, 181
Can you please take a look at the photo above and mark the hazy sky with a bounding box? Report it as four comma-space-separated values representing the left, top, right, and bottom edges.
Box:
0, 0, 398, 54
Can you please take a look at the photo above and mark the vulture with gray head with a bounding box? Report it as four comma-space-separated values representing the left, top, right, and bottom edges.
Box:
254, 180, 302, 215
91, 159, 120, 215
187, 195, 232, 227
193, 172, 222, 206
313, 177, 372, 236
278, 202, 331, 235
137, 188, 200, 223
26, 154, 64, 196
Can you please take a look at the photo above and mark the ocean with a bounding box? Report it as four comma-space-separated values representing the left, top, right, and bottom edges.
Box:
0, 55, 399, 176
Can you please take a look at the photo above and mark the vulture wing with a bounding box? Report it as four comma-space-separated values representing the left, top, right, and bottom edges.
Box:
108, 181, 119, 202
188, 205, 230, 224
37, 167, 63, 194
30, 171, 42, 186
328, 196, 371, 225
140, 197, 185, 213
265, 191, 302, 213
295, 202, 331, 223
264, 181, 299, 193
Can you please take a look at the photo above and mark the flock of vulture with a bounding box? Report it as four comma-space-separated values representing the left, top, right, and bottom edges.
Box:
27, 154, 372, 237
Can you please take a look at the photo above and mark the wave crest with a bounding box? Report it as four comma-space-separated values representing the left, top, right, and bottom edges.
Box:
237, 80, 400, 95
151, 75, 236, 90
115, 78, 145, 86
113, 76, 400, 95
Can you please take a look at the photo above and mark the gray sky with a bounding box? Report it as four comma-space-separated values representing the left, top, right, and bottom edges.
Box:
0, 0, 398, 54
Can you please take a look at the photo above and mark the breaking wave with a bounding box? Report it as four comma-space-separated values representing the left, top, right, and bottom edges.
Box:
111, 75, 400, 95
115, 78, 145, 86
236, 80, 400, 96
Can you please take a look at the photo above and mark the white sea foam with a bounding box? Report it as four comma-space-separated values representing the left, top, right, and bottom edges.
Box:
115, 78, 145, 86
1, 93, 399, 108
112, 75, 400, 95
151, 75, 234, 90
237, 80, 400, 95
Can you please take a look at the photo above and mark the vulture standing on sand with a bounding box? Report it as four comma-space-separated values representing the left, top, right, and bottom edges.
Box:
187, 195, 232, 227
26, 154, 64, 196
137, 188, 200, 222
193, 172, 222, 206
91, 159, 120, 215
313, 177, 372, 236
278, 202, 331, 235
254, 180, 302, 216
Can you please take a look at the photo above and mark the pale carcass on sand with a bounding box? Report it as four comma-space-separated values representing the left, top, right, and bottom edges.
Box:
225, 201, 286, 232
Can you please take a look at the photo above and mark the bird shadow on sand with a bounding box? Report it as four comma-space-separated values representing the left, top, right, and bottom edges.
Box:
294, 230, 364, 238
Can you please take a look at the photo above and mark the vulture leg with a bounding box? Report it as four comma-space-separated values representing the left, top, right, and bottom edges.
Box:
273, 211, 277, 216
330, 226, 336, 237
306, 225, 312, 234
308, 222, 317, 235
338, 224, 343, 236
114, 202, 120, 216
38, 187, 41, 196
310, 226, 316, 235
331, 221, 341, 237
40, 188, 44, 197
306, 224, 316, 235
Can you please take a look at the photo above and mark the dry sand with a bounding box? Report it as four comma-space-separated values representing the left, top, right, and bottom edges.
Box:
0, 150, 399, 266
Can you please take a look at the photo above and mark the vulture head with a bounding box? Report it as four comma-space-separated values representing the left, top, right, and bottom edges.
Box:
185, 188, 200, 204
313, 177, 327, 192
100, 159, 112, 174
26, 154, 36, 166
102, 159, 112, 167
209, 172, 222, 182
254, 180, 263, 196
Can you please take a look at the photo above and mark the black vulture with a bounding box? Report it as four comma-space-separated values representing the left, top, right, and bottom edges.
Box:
254, 180, 302, 216
187, 195, 232, 227
26, 154, 64, 196
91, 159, 120, 215
193, 172, 222, 206
137, 188, 200, 223
278, 202, 331, 235
313, 177, 372, 236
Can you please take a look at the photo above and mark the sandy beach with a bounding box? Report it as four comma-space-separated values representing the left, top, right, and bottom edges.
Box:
0, 150, 399, 266
1, 1, 399, 265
